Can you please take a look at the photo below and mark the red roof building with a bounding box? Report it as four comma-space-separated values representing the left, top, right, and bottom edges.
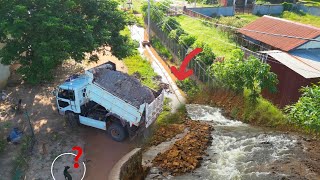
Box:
238, 15, 320, 51
238, 16, 320, 107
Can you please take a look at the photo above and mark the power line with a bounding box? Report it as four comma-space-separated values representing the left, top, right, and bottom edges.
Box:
156, 1, 320, 42
148, 3, 320, 75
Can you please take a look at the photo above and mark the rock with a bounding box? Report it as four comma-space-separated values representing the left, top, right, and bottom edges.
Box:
152, 121, 212, 175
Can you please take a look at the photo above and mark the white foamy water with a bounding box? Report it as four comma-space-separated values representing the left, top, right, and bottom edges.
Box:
186, 104, 245, 126
171, 104, 298, 180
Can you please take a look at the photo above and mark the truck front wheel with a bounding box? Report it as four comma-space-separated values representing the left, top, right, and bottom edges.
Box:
108, 123, 128, 142
66, 112, 79, 128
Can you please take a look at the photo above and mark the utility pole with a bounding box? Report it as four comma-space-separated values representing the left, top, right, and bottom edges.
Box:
148, 0, 151, 41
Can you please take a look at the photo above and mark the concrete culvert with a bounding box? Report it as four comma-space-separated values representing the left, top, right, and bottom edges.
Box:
94, 68, 155, 108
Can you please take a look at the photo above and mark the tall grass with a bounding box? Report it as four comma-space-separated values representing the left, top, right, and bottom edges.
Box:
151, 37, 173, 61
243, 90, 288, 127
281, 11, 320, 27
174, 15, 237, 59
123, 55, 158, 89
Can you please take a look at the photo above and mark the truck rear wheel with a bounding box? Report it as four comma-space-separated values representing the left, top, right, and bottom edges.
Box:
108, 123, 127, 142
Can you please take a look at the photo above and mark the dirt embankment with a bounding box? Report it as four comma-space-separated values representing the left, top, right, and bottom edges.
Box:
152, 121, 213, 176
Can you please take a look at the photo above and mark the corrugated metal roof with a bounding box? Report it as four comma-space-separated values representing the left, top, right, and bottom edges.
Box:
238, 16, 320, 51
261, 50, 320, 78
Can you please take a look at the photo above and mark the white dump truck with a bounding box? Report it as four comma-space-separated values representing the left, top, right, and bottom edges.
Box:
54, 62, 164, 142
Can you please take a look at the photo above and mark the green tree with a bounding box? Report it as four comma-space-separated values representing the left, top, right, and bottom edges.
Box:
0, 0, 133, 84
286, 83, 320, 132
211, 52, 278, 101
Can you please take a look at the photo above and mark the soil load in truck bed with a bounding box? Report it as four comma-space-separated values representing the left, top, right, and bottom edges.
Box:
93, 68, 156, 108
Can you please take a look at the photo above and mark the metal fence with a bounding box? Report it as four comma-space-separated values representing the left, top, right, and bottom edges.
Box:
149, 19, 217, 86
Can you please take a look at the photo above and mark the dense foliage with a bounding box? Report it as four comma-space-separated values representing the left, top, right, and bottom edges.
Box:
286, 83, 320, 132
0, 0, 134, 83
177, 78, 200, 97
211, 50, 278, 101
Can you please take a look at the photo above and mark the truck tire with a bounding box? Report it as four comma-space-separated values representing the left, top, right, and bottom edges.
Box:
108, 123, 127, 142
66, 112, 79, 128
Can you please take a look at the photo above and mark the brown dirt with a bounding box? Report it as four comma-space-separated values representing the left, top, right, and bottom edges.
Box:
148, 124, 186, 147
152, 121, 213, 176
0, 48, 130, 179
83, 128, 135, 180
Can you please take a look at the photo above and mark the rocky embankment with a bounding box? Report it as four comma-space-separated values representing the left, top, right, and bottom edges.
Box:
152, 121, 213, 175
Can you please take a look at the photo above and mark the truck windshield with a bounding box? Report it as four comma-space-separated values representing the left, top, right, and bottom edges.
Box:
58, 88, 75, 101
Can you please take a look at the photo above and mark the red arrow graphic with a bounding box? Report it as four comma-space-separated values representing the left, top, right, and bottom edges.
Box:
170, 48, 203, 81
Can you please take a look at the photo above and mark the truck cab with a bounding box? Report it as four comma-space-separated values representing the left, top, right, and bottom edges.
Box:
54, 62, 164, 142
55, 75, 88, 116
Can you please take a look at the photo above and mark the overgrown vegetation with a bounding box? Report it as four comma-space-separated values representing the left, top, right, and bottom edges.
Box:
211, 50, 278, 101
286, 83, 320, 133
177, 78, 200, 98
123, 55, 158, 89
174, 15, 237, 60
151, 37, 173, 61
281, 11, 320, 27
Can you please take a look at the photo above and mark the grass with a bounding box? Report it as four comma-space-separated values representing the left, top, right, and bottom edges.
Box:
280, 11, 320, 27
151, 37, 173, 61
242, 90, 288, 127
235, 14, 260, 24
123, 55, 158, 90
298, 0, 320, 7
174, 15, 237, 59
132, 0, 145, 14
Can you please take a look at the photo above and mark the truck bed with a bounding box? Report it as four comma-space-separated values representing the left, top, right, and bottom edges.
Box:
87, 64, 157, 108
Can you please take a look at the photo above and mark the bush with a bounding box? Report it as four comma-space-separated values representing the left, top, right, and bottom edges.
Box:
192, 41, 216, 66
211, 53, 278, 102
151, 37, 173, 61
282, 2, 293, 11
177, 78, 200, 97
179, 34, 196, 47
285, 83, 320, 132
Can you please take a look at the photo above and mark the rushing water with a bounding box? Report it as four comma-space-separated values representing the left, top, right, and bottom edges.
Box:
170, 104, 299, 180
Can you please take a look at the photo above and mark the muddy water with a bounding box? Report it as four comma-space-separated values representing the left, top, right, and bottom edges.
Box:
171, 104, 311, 180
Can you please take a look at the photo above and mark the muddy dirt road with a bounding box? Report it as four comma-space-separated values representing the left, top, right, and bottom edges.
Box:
83, 128, 134, 179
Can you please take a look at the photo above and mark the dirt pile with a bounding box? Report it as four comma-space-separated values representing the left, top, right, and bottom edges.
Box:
148, 124, 186, 146
94, 68, 155, 108
152, 121, 213, 175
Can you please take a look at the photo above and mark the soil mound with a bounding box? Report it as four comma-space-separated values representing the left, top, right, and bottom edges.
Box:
94, 68, 155, 108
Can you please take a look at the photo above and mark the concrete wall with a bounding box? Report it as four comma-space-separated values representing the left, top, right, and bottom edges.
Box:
298, 4, 320, 16
187, 6, 235, 17
252, 4, 284, 15
108, 148, 144, 180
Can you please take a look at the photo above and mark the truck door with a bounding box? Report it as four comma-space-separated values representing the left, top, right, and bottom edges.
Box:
57, 88, 77, 114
